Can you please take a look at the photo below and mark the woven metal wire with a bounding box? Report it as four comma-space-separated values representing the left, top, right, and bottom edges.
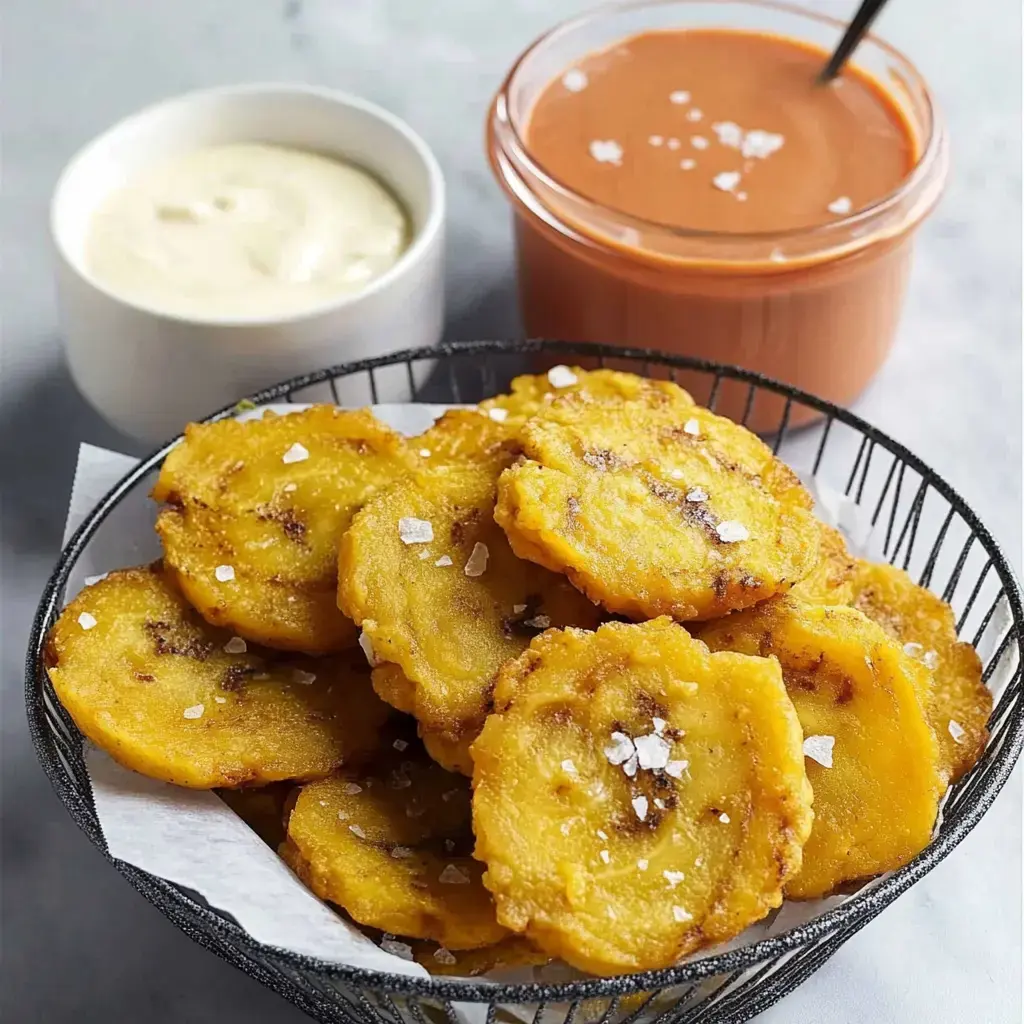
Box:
25, 340, 1023, 1024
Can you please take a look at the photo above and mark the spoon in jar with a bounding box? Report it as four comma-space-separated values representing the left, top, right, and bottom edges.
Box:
819, 0, 892, 83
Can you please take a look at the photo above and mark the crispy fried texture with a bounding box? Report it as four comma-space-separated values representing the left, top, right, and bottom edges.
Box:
471, 618, 812, 975
153, 406, 415, 653
283, 744, 507, 949
790, 525, 856, 606
45, 565, 392, 788
850, 560, 990, 784
414, 408, 517, 464
219, 782, 296, 848
410, 936, 551, 976
494, 390, 819, 621
698, 599, 944, 899
480, 367, 694, 424
339, 456, 601, 775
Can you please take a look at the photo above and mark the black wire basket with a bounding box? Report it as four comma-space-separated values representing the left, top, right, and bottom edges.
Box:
26, 341, 1024, 1024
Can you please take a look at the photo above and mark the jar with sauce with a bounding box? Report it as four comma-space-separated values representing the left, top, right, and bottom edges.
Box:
487, 0, 948, 431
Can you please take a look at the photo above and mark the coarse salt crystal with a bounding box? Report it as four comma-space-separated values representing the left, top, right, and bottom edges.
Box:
691, 135, 709, 150
664, 870, 685, 887
649, 134, 664, 147
464, 542, 489, 577
599, 850, 611, 864
434, 555, 453, 567
183, 704, 204, 719
83, 574, 108, 586
686, 108, 703, 122
673, 906, 693, 923
524, 615, 551, 630
828, 196, 853, 215
213, 696, 227, 704
392, 739, 409, 752
683, 418, 700, 436
291, 669, 316, 685
561, 758, 579, 776
444, 838, 456, 853
343, 782, 363, 795
282, 442, 309, 464
282, 482, 297, 492
596, 829, 609, 840
712, 121, 744, 148
948, 719, 967, 743
512, 603, 528, 614
680, 158, 696, 170
803, 734, 835, 768
623, 754, 639, 777
670, 90, 691, 105
418, 550, 431, 560
439, 864, 470, 884
433, 947, 457, 965
605, 731, 635, 765
669, 469, 684, 480
418, 448, 432, 458
742, 129, 784, 160
716, 521, 749, 543
560, 822, 571, 836
686, 487, 708, 503
77, 612, 97, 630
358, 631, 377, 666
667, 137, 681, 150
652, 717, 667, 734
337, 810, 349, 820
632, 795, 649, 821
223, 636, 247, 654
589, 140, 623, 166
637, 858, 649, 870
695, 856, 703, 867
381, 938, 414, 961
923, 650, 940, 670
488, 407, 509, 423
349, 824, 367, 838
634, 733, 672, 770
654, 798, 667, 810
712, 171, 741, 193
390, 846, 414, 859
719, 812, 730, 824
398, 517, 433, 544
665, 759, 688, 779
547, 365, 579, 388
562, 68, 588, 92
214, 564, 235, 582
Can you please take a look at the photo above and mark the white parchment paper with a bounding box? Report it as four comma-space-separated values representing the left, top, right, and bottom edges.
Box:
58, 407, 1015, 987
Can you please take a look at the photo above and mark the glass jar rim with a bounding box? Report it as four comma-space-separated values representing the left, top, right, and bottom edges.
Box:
491, 0, 947, 248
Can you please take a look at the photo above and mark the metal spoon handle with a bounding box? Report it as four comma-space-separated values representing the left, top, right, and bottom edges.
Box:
819, 0, 892, 82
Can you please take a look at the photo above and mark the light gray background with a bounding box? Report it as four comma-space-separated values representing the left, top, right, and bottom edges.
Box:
1, 2, 1020, 1021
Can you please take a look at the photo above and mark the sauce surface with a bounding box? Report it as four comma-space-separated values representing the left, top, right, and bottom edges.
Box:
86, 143, 409, 319
526, 30, 916, 234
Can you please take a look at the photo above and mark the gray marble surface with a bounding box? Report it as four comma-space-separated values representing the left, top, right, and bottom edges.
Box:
1, 2, 1020, 1021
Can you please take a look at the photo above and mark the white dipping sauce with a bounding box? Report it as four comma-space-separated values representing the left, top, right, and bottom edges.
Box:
85, 143, 410, 318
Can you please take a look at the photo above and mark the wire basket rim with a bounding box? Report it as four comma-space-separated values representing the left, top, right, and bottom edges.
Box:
25, 339, 1024, 1004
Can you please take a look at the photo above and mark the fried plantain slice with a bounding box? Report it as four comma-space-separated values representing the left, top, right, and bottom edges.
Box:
339, 457, 601, 775
283, 744, 508, 949
219, 782, 296, 848
480, 367, 694, 425
153, 406, 416, 654
45, 565, 392, 788
471, 618, 813, 976
494, 389, 819, 622
850, 560, 990, 784
413, 408, 517, 464
789, 525, 856, 606
698, 598, 945, 899
409, 935, 551, 976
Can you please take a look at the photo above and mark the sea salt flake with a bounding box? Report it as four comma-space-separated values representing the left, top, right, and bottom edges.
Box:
686, 487, 708, 503
358, 631, 378, 666
683, 418, 700, 436
669, 90, 691, 105
464, 542, 489, 577
380, 939, 414, 961
512, 603, 528, 615
337, 810, 349, 821
712, 171, 741, 193
434, 555, 453, 567
665, 759, 689, 778
282, 442, 309, 464
948, 719, 967, 743
652, 717, 667, 734
524, 614, 551, 629
83, 573, 108, 586
605, 731, 635, 765
623, 754, 639, 777
596, 829, 609, 840
390, 845, 414, 859
349, 824, 367, 838
214, 564, 235, 582
488, 407, 509, 422
680, 158, 696, 170
923, 650, 940, 670
393, 739, 409, 752
691, 135, 709, 150
673, 906, 693, 923
418, 448, 432, 458
686, 108, 703, 122
742, 129, 784, 159
213, 696, 227, 704
441, 789, 460, 802
433, 947, 457, 965
418, 550, 430, 560
599, 849, 611, 864
547, 364, 579, 388
719, 812, 731, 824
343, 782, 363, 795
444, 838, 456, 853
716, 521, 750, 543
282, 482, 297, 492
712, 121, 744, 148
903, 641, 924, 658
669, 469, 684, 480
291, 669, 316, 685
398, 517, 434, 544
589, 140, 623, 166
648, 134, 664, 147
654, 798, 667, 810
632, 795, 649, 821
77, 612, 97, 630
828, 196, 853, 215
561, 758, 579, 776
560, 822, 571, 836
664, 870, 685, 887
803, 734, 835, 768
667, 137, 681, 150
562, 68, 588, 92
182, 703, 205, 720
634, 733, 672, 770
637, 858, 649, 871
223, 636, 247, 654
439, 864, 470, 885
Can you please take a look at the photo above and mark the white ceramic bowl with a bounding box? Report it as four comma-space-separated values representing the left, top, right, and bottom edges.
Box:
52, 83, 446, 442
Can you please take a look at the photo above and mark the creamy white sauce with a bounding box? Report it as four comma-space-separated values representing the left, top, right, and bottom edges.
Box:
85, 143, 410, 318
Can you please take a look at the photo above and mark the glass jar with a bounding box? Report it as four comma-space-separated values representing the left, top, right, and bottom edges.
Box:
486, 0, 948, 431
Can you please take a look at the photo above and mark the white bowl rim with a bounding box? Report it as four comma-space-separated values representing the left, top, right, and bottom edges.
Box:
50, 81, 446, 328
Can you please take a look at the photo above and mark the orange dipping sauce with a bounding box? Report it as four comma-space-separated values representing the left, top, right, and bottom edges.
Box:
488, 3, 947, 430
